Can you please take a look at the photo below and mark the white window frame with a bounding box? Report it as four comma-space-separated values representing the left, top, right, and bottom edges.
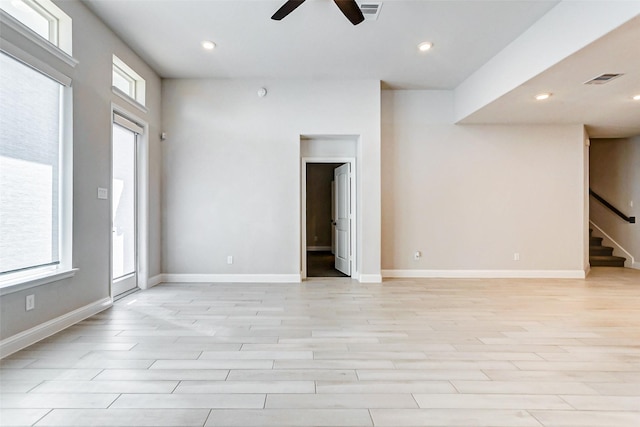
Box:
112, 55, 146, 111
26, 0, 58, 45
0, 0, 72, 55
0, 4, 76, 295
113, 63, 136, 97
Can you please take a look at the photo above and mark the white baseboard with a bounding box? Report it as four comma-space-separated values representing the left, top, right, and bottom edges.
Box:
161, 274, 302, 283
382, 270, 586, 279
0, 297, 112, 359
359, 274, 383, 283
306, 246, 332, 252
147, 274, 163, 288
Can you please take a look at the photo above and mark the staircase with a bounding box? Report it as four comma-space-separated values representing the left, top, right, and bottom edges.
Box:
589, 229, 626, 267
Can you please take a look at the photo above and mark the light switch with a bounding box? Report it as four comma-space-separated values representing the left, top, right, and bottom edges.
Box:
97, 187, 108, 199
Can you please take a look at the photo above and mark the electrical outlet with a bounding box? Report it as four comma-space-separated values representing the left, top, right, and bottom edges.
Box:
414, 251, 422, 260
26, 294, 35, 311
513, 252, 520, 261
227, 255, 233, 265
97, 187, 108, 199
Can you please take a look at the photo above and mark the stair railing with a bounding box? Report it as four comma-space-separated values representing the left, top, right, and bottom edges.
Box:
589, 189, 636, 223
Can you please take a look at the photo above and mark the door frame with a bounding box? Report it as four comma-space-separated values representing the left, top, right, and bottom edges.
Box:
301, 157, 356, 280
110, 104, 149, 299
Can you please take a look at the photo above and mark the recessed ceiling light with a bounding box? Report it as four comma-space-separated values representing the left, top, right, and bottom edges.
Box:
417, 41, 433, 52
535, 93, 552, 101
633, 94, 640, 101
201, 40, 216, 50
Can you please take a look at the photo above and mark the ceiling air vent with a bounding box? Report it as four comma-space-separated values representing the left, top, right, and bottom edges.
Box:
584, 73, 624, 85
359, 2, 382, 20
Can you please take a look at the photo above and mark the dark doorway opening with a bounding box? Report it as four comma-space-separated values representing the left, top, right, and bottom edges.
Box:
306, 163, 349, 277
306, 251, 348, 277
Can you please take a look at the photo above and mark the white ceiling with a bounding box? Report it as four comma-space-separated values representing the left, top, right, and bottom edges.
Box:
83, 0, 559, 88
83, 0, 640, 138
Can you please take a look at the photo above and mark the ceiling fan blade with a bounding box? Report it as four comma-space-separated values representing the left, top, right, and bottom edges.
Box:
334, 0, 364, 25
271, 0, 306, 20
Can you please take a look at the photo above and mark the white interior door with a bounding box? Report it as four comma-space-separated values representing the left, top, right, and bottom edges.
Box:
112, 120, 138, 296
331, 180, 336, 255
334, 163, 351, 276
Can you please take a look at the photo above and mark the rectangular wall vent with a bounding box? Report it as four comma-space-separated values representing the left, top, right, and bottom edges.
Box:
359, 2, 382, 20
584, 73, 624, 85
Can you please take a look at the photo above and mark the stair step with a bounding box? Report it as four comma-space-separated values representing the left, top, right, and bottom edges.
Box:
589, 236, 603, 246
589, 245, 614, 256
590, 255, 626, 267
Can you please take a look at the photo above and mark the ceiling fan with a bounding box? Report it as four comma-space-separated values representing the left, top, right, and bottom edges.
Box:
271, 0, 365, 25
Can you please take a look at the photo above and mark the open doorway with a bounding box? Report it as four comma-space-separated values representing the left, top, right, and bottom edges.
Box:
303, 160, 355, 278
306, 163, 346, 277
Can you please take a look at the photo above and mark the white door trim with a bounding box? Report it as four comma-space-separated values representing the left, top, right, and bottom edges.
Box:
301, 157, 357, 280
334, 163, 351, 276
110, 104, 149, 298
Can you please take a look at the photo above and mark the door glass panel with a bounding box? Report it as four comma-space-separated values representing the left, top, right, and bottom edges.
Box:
112, 123, 136, 280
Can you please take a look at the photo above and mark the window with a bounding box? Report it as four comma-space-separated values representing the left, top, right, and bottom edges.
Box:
113, 63, 136, 97
0, 53, 61, 276
112, 55, 146, 107
1, 0, 54, 41
0, 0, 72, 54
0, 0, 74, 290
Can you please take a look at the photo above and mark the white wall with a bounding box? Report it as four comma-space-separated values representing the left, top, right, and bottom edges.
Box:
590, 137, 640, 268
161, 79, 381, 281
0, 0, 162, 341
382, 90, 587, 277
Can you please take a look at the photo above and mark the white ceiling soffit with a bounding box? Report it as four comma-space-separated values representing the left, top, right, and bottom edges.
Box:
459, 14, 640, 139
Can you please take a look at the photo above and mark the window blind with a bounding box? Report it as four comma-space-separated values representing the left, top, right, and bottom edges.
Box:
0, 52, 61, 274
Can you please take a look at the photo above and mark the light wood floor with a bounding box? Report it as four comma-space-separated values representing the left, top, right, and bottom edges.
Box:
1, 267, 639, 426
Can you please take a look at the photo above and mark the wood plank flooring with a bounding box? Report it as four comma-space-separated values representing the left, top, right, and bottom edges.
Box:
1, 267, 639, 426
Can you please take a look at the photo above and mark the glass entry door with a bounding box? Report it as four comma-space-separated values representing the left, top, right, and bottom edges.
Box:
111, 119, 138, 296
